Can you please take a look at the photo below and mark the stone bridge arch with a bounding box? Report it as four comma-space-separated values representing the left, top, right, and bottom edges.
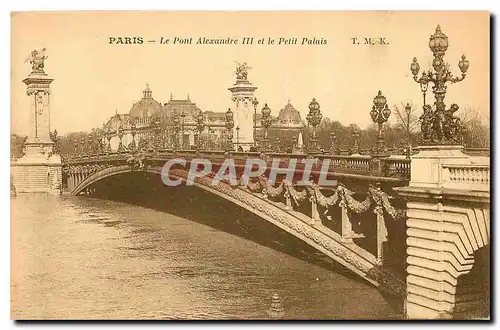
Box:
69, 163, 405, 296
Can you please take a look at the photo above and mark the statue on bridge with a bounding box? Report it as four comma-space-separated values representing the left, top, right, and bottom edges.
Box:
420, 103, 462, 144
234, 61, 251, 80
25, 48, 48, 73
126, 151, 149, 171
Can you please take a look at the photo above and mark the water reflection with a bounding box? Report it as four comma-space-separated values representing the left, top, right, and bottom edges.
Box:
11, 194, 400, 319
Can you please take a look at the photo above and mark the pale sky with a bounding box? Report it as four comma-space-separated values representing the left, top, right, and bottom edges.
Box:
11, 11, 489, 135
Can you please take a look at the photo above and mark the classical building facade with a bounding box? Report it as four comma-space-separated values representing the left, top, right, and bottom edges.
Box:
103, 65, 306, 152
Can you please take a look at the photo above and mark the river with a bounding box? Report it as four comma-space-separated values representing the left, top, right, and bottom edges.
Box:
11, 193, 401, 320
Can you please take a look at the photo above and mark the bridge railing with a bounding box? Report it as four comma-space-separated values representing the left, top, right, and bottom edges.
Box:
64, 149, 411, 182
442, 164, 490, 192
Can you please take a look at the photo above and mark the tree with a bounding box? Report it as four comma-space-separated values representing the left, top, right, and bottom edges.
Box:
11, 134, 27, 159
457, 106, 490, 148
392, 102, 420, 147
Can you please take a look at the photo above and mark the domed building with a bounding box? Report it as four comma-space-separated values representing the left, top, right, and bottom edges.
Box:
129, 83, 162, 119
101, 78, 306, 152
276, 100, 303, 128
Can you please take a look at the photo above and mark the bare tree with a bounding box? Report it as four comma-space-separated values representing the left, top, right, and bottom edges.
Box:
457, 106, 490, 148
392, 102, 420, 147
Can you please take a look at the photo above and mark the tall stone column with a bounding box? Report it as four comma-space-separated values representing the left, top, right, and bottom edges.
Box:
11, 48, 62, 194
396, 146, 490, 319
228, 62, 257, 151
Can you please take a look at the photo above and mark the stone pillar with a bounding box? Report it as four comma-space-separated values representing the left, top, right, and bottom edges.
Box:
228, 70, 257, 150
396, 146, 490, 319
11, 49, 62, 194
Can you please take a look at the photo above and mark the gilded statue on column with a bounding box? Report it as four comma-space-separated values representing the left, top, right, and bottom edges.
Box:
25, 47, 48, 72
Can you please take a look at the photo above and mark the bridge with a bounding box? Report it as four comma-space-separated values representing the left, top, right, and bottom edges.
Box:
61, 141, 490, 319
12, 24, 490, 320
64, 149, 410, 296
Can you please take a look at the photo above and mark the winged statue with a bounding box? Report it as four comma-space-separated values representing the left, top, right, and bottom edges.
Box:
25, 47, 48, 72
234, 61, 252, 80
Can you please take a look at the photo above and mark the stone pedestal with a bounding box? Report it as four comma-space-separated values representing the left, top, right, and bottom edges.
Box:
228, 78, 257, 150
396, 145, 490, 319
12, 154, 62, 194
11, 61, 62, 195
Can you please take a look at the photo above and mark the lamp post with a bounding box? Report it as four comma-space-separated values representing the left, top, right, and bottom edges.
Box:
306, 98, 322, 153
236, 126, 240, 151
370, 91, 391, 157
410, 25, 469, 144
329, 132, 339, 155
130, 121, 137, 151
252, 97, 259, 146
225, 108, 234, 152
153, 117, 161, 150
180, 111, 186, 149
196, 113, 205, 150
260, 103, 272, 152
87, 134, 94, 155
105, 127, 113, 153
173, 115, 180, 150
350, 127, 360, 155
117, 125, 125, 152
210, 129, 215, 150
80, 136, 86, 156
403, 103, 413, 157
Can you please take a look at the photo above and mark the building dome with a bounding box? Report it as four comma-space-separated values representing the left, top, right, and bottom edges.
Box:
277, 100, 302, 125
129, 83, 162, 118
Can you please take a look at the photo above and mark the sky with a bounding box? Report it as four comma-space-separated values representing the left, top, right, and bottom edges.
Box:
11, 11, 490, 135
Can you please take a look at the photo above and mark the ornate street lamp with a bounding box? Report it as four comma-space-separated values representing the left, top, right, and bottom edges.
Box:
370, 91, 391, 157
96, 129, 105, 154
117, 125, 125, 152
129, 121, 137, 151
87, 134, 94, 155
350, 127, 360, 155
252, 97, 259, 146
196, 112, 205, 150
236, 126, 240, 151
410, 25, 469, 145
260, 103, 272, 152
306, 98, 322, 153
153, 117, 161, 150
329, 132, 339, 155
80, 136, 86, 156
105, 127, 113, 153
225, 108, 234, 152
209, 128, 215, 150
180, 111, 186, 149
172, 115, 180, 150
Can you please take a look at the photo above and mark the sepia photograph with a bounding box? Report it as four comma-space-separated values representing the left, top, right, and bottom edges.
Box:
10, 10, 490, 320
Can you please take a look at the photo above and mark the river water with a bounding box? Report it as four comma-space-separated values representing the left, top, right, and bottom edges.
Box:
11, 193, 400, 320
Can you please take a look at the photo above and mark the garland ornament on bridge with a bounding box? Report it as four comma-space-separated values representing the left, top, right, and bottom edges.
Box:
229, 173, 406, 263
410, 25, 469, 145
